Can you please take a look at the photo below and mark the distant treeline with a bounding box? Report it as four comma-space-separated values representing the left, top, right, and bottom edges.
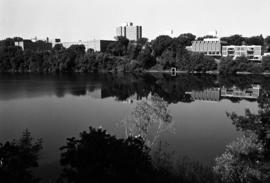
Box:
1, 34, 270, 73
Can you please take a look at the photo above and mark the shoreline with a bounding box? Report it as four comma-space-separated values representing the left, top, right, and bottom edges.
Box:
2, 70, 270, 75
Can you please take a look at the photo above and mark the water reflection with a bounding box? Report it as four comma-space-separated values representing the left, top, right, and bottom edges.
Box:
1, 73, 270, 182
0, 73, 268, 104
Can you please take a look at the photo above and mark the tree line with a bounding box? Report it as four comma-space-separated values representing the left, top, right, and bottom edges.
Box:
0, 34, 216, 73
1, 34, 270, 74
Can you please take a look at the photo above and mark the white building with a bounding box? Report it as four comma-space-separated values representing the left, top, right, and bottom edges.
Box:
222, 45, 262, 61
191, 38, 222, 56
116, 22, 142, 41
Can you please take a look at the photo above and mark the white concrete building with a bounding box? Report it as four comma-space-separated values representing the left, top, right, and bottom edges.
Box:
116, 22, 142, 41
222, 45, 262, 61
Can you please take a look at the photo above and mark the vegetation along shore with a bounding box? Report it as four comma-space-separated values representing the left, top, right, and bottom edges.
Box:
1, 34, 270, 74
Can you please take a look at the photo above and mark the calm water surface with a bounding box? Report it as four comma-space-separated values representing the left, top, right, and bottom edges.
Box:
0, 73, 265, 181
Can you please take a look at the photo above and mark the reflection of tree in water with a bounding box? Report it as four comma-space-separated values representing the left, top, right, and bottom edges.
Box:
122, 94, 175, 147
0, 129, 43, 183
214, 86, 270, 183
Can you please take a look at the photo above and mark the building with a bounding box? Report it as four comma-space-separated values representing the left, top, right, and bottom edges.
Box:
14, 38, 52, 51
84, 40, 115, 52
185, 88, 221, 102
50, 38, 61, 48
263, 52, 270, 57
222, 45, 262, 61
62, 40, 115, 52
116, 22, 142, 41
190, 38, 222, 56
220, 85, 261, 100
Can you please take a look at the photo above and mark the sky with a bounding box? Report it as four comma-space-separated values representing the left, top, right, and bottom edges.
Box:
1, 0, 270, 41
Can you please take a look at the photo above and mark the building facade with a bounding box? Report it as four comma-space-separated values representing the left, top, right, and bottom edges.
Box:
222, 45, 262, 61
62, 40, 115, 52
190, 38, 222, 56
116, 22, 142, 41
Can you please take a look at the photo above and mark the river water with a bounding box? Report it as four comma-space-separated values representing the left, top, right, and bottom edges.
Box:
0, 73, 265, 181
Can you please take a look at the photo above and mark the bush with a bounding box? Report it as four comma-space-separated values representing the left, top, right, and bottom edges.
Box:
59, 127, 156, 183
0, 129, 43, 183
219, 56, 261, 74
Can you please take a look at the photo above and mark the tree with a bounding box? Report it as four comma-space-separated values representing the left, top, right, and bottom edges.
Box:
158, 49, 175, 69
214, 133, 265, 183
122, 95, 174, 147
221, 35, 246, 45
106, 36, 129, 56
262, 56, 270, 72
264, 36, 270, 52
175, 33, 196, 46
127, 43, 141, 59
197, 35, 217, 41
152, 35, 173, 56
53, 44, 65, 51
219, 56, 259, 74
214, 81, 270, 183
137, 38, 148, 45
137, 45, 156, 69
246, 35, 264, 46
59, 127, 156, 183
0, 129, 43, 183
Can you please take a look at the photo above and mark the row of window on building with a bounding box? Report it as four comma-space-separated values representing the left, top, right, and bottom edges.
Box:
187, 38, 266, 61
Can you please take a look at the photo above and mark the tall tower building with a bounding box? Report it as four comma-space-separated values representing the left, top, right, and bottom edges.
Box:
116, 22, 142, 41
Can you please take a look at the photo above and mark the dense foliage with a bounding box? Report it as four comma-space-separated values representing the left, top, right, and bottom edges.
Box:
2, 33, 270, 73
219, 56, 262, 74
59, 127, 156, 183
221, 34, 265, 46
0, 34, 217, 73
214, 78, 270, 183
0, 129, 43, 183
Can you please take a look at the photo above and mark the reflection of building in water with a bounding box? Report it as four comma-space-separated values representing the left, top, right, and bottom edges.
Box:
221, 85, 261, 100
185, 88, 221, 102
87, 89, 101, 99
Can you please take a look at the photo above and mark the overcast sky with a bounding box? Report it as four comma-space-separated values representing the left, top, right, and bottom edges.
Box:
1, 0, 269, 41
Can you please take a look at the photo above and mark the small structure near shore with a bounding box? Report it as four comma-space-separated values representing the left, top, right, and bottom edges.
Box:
171, 67, 176, 76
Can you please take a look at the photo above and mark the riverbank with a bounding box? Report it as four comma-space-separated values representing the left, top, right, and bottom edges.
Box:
3, 69, 270, 75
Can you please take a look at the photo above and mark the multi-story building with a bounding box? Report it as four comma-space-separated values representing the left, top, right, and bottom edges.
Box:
62, 40, 115, 52
222, 45, 262, 61
190, 38, 222, 56
116, 22, 142, 41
